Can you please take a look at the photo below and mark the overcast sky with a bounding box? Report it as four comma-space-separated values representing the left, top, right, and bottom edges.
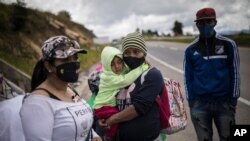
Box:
4, 0, 250, 41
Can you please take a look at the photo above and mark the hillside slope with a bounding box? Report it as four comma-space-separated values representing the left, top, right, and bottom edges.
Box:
0, 2, 100, 75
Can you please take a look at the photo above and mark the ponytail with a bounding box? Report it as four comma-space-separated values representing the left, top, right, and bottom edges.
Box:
31, 59, 48, 90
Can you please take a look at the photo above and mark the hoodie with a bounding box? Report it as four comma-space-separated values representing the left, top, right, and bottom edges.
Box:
93, 46, 148, 109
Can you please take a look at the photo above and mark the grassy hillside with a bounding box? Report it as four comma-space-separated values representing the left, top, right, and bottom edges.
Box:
0, 2, 101, 76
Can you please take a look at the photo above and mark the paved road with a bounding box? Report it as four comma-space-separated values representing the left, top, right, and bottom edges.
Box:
78, 41, 250, 141
146, 41, 250, 141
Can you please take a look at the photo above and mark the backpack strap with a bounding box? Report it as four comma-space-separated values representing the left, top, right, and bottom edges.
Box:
140, 67, 154, 84
34, 86, 80, 101
67, 85, 80, 97
22, 94, 30, 104
86, 129, 93, 140
34, 88, 61, 101
67, 85, 80, 101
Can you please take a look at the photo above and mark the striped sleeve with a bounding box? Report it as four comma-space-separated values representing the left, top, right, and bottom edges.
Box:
217, 35, 240, 99
230, 40, 240, 99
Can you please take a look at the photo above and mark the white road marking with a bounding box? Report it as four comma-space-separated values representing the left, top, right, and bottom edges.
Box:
169, 47, 178, 51
147, 53, 183, 74
148, 53, 250, 107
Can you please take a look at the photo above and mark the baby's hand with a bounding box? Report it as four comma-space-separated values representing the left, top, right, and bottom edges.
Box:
142, 62, 150, 71
145, 60, 151, 68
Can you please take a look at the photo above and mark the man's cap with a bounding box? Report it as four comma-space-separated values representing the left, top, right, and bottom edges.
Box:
122, 32, 147, 55
195, 7, 216, 22
41, 35, 87, 60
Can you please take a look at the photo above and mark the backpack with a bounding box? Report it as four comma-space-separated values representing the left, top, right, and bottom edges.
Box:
141, 68, 187, 134
87, 64, 103, 94
163, 78, 187, 134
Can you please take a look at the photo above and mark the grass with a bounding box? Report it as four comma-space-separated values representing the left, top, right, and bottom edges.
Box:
226, 34, 250, 47
150, 37, 194, 44
78, 46, 104, 71
0, 45, 104, 76
0, 2, 102, 76
0, 50, 36, 75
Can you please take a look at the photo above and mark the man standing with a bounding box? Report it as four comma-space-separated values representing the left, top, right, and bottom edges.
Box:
184, 7, 240, 141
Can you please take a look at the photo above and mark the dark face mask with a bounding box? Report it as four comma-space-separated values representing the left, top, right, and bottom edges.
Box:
198, 25, 215, 39
123, 56, 145, 69
55, 62, 80, 83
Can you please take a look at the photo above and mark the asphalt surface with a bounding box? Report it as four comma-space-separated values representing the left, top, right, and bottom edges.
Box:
76, 42, 250, 141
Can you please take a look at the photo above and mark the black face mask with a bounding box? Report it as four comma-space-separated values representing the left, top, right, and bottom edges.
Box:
55, 62, 80, 83
123, 56, 145, 69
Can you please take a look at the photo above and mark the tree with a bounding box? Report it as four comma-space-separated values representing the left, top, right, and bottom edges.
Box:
57, 10, 71, 21
10, 0, 28, 31
16, 0, 26, 7
135, 28, 140, 33
172, 20, 183, 36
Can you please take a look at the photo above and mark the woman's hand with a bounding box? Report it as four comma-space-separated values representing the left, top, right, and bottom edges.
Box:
105, 116, 114, 127
98, 119, 110, 131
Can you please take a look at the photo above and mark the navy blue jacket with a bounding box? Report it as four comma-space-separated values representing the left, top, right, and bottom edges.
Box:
118, 67, 164, 141
184, 32, 240, 106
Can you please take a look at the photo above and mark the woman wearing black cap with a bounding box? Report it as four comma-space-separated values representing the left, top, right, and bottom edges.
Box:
20, 36, 102, 141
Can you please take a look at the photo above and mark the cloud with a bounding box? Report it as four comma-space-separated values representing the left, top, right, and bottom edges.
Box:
4, 0, 250, 40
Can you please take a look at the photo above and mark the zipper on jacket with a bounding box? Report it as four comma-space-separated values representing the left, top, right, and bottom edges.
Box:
205, 39, 209, 60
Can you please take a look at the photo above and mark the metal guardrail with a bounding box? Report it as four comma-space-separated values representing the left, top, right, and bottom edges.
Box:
0, 59, 31, 92
0, 78, 25, 101
5, 78, 25, 94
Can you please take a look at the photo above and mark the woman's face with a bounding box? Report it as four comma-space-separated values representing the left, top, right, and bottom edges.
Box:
46, 54, 80, 83
123, 48, 144, 58
122, 48, 145, 69
111, 56, 124, 74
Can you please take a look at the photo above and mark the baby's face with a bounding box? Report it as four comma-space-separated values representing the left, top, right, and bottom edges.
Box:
111, 56, 124, 74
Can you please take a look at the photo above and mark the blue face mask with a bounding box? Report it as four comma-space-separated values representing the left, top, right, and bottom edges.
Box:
197, 25, 215, 39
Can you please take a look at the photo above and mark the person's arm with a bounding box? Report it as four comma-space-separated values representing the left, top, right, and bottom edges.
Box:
105, 105, 138, 126
101, 64, 148, 89
132, 68, 164, 115
106, 68, 164, 125
184, 48, 194, 107
228, 40, 240, 106
20, 98, 54, 141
